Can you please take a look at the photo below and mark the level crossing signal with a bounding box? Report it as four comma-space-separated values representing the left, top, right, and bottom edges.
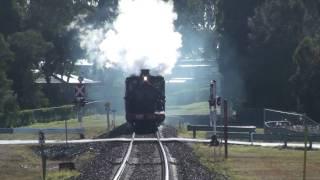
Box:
75, 84, 85, 97
216, 97, 222, 106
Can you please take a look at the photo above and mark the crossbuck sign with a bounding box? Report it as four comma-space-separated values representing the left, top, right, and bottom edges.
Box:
75, 84, 85, 97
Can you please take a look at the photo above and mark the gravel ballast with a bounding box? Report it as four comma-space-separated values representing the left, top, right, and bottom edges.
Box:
37, 124, 227, 180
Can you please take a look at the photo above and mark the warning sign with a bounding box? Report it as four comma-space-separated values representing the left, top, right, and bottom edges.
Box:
75, 84, 85, 97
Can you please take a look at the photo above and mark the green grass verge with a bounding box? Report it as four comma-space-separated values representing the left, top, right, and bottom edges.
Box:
178, 129, 320, 180
177, 125, 207, 138
47, 170, 80, 180
167, 101, 209, 116
0, 114, 125, 140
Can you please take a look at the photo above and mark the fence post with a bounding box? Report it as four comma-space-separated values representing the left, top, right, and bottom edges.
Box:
283, 134, 287, 148
309, 139, 313, 150
193, 129, 196, 138
64, 117, 68, 146
105, 102, 111, 131
39, 131, 46, 180
224, 99, 228, 159
303, 115, 307, 180
112, 110, 116, 129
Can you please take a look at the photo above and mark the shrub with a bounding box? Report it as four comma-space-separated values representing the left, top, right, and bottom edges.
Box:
6, 102, 105, 127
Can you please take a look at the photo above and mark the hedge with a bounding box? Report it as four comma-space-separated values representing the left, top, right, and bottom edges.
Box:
0, 102, 106, 128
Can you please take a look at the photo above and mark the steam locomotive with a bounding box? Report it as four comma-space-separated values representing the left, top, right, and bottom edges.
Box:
125, 69, 165, 131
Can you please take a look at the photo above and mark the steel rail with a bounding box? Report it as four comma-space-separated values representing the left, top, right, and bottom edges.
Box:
157, 131, 170, 180
113, 132, 135, 180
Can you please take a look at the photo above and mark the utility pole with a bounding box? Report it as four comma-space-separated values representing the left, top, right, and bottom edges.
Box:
224, 100, 228, 159
75, 75, 86, 139
111, 109, 116, 129
105, 102, 111, 131
39, 131, 46, 180
302, 115, 307, 180
209, 80, 217, 134
209, 80, 220, 161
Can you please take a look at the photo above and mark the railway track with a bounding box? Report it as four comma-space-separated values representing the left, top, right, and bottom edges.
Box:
113, 131, 170, 180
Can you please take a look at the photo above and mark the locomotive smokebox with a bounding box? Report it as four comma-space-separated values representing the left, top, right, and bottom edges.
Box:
140, 69, 150, 76
140, 69, 150, 81
125, 68, 165, 132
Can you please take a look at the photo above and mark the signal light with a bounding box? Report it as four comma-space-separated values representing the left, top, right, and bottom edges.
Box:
80, 98, 86, 107
216, 97, 222, 106
143, 76, 148, 81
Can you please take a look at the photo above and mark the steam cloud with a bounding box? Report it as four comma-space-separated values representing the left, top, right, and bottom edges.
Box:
74, 0, 182, 75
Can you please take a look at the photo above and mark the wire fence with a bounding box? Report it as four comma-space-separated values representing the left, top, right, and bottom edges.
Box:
264, 108, 320, 135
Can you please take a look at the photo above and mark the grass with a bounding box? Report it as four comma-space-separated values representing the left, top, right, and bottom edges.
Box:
0, 144, 84, 180
0, 143, 99, 180
0, 145, 42, 180
47, 170, 80, 180
0, 114, 124, 179
0, 112, 127, 180
0, 114, 126, 140
166, 101, 209, 116
255, 128, 264, 134
178, 128, 320, 180
177, 125, 207, 138
193, 144, 320, 180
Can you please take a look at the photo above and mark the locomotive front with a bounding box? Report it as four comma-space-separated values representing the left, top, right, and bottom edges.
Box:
125, 69, 165, 131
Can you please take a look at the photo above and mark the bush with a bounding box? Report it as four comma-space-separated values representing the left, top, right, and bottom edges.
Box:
13, 105, 75, 127
1, 102, 106, 127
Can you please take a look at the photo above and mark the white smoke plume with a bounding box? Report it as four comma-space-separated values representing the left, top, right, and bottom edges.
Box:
76, 0, 182, 75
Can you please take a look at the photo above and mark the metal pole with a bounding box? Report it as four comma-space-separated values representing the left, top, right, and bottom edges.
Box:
39, 131, 46, 180
263, 108, 266, 131
209, 80, 216, 128
64, 116, 68, 146
303, 115, 307, 180
209, 107, 213, 127
78, 104, 83, 129
107, 110, 110, 131
224, 100, 228, 159
112, 110, 116, 129
213, 107, 217, 135
78, 105, 85, 139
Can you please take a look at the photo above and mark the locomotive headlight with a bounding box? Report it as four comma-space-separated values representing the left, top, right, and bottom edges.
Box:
143, 76, 148, 81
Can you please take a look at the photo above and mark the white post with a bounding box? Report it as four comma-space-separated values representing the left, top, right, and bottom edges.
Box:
250, 132, 254, 145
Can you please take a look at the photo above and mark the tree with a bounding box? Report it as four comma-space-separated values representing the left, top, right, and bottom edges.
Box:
0, 33, 19, 127
0, 0, 21, 36
246, 0, 305, 109
7, 30, 53, 109
174, 0, 216, 57
214, 0, 259, 104
26, 0, 95, 82
291, 36, 320, 120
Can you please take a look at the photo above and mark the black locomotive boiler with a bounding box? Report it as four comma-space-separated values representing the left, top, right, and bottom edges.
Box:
125, 69, 165, 131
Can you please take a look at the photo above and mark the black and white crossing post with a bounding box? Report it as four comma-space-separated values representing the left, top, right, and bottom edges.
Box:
209, 80, 217, 134
209, 80, 220, 161
75, 76, 85, 139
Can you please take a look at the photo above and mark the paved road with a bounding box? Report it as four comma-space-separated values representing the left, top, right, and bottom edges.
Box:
0, 138, 319, 149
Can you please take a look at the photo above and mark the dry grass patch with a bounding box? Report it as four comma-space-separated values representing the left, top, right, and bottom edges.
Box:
193, 144, 320, 180
0, 114, 126, 140
177, 127, 320, 179
0, 145, 42, 180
